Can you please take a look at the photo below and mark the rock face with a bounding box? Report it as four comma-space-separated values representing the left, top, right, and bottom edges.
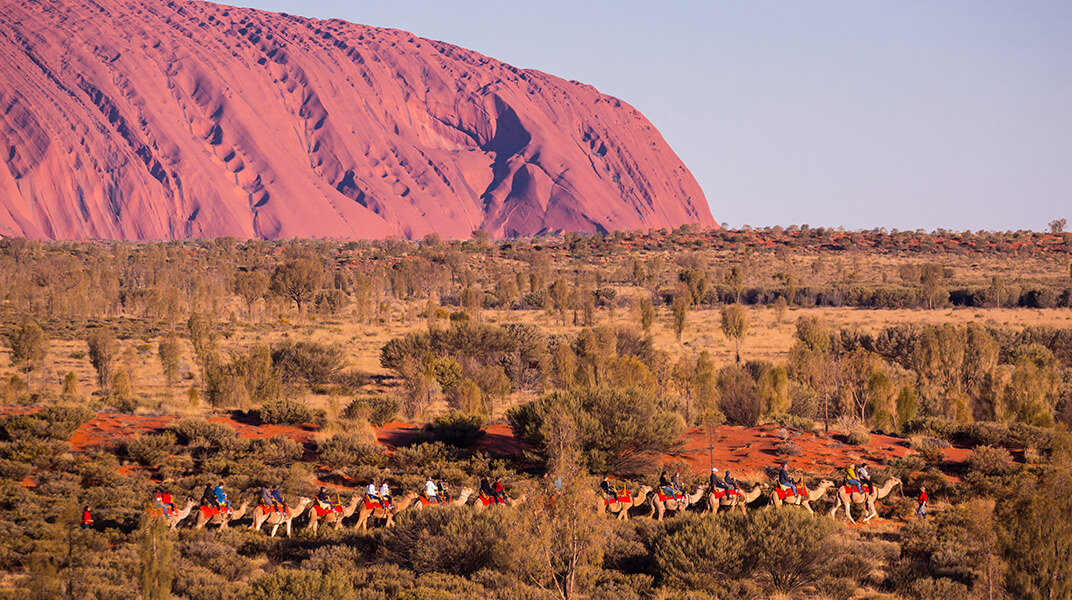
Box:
0, 0, 715, 240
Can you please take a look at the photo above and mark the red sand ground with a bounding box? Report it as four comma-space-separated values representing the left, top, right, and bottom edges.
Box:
9, 407, 977, 485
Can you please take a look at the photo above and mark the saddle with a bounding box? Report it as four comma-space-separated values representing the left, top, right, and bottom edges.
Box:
711, 488, 740, 500
362, 498, 383, 510
604, 493, 632, 506
844, 485, 866, 495
199, 504, 229, 518
775, 485, 808, 500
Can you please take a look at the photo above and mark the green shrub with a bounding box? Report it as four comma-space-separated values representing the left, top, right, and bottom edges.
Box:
386, 508, 517, 576
125, 432, 176, 466
342, 396, 399, 426
903, 417, 958, 440
391, 442, 449, 472
244, 436, 303, 467
257, 398, 325, 426
966, 445, 1013, 476
248, 568, 354, 600
768, 413, 815, 430
428, 413, 486, 448
317, 433, 385, 470
171, 419, 236, 447
271, 341, 344, 387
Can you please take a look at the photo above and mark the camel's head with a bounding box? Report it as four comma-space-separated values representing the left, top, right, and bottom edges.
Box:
639, 485, 652, 493
402, 491, 419, 501
459, 487, 473, 496
819, 479, 834, 488
295, 496, 311, 507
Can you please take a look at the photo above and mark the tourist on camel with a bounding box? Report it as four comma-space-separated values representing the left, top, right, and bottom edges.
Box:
151, 489, 168, 514
479, 476, 494, 501
160, 489, 176, 514
365, 479, 381, 505
492, 477, 507, 503
710, 468, 727, 495
778, 463, 798, 496
659, 471, 674, 498
425, 476, 441, 504
436, 480, 451, 503
858, 464, 872, 494
600, 474, 615, 498
845, 464, 862, 492
201, 485, 216, 508
271, 487, 287, 513
259, 487, 274, 510
379, 481, 393, 509
316, 486, 336, 510
723, 470, 739, 495
213, 482, 231, 511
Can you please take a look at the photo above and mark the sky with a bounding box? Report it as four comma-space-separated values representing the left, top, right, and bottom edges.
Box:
232, 0, 1072, 231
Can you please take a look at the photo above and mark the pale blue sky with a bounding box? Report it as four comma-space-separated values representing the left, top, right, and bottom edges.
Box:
233, 1, 1072, 231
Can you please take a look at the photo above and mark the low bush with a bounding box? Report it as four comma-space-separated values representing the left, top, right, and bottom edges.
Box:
317, 432, 385, 470
257, 398, 325, 426
767, 414, 815, 430
341, 396, 399, 427
171, 419, 237, 447
903, 417, 959, 440
125, 432, 176, 466
966, 445, 1013, 476
428, 413, 486, 448
774, 440, 802, 456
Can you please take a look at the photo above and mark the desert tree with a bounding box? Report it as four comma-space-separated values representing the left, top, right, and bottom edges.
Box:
6, 320, 47, 383
269, 258, 323, 317
157, 333, 182, 388
719, 304, 749, 364
637, 295, 655, 335
233, 270, 270, 320
772, 295, 788, 326
86, 329, 117, 391
1049, 217, 1066, 234
670, 287, 690, 341
725, 264, 745, 303
136, 513, 173, 600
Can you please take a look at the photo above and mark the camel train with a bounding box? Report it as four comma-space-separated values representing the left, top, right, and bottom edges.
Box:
151, 472, 902, 534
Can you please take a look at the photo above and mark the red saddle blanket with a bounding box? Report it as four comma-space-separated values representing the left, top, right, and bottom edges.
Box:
711, 489, 741, 500
420, 495, 450, 506
657, 492, 687, 503
604, 494, 632, 505
314, 504, 344, 517
776, 486, 809, 500
478, 495, 507, 506
363, 499, 384, 510
258, 504, 289, 514
199, 505, 231, 518
844, 485, 868, 495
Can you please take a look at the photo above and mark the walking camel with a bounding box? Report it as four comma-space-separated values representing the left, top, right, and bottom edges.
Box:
354, 491, 418, 531
769, 479, 835, 514
307, 494, 361, 536
829, 478, 902, 523
602, 485, 652, 520
649, 485, 707, 521
412, 488, 473, 510
250, 497, 311, 538
161, 499, 197, 531
194, 500, 249, 530
705, 483, 765, 515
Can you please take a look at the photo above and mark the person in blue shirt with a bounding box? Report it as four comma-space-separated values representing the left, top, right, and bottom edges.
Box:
778, 464, 798, 496
213, 482, 231, 511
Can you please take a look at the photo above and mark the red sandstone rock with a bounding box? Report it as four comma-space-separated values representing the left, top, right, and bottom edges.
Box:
0, 0, 715, 240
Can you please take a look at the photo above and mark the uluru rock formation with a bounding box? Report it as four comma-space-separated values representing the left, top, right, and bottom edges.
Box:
0, 0, 715, 240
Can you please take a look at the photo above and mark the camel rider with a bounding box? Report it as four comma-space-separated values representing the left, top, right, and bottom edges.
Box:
778, 463, 798, 496
213, 483, 231, 511
201, 485, 216, 508
271, 487, 287, 513
710, 468, 728, 495
845, 464, 862, 492
260, 487, 274, 510
672, 471, 684, 498
151, 489, 168, 514
723, 470, 739, 495
600, 474, 615, 498
437, 480, 452, 503
366, 480, 380, 505
316, 486, 335, 510
160, 489, 176, 514
425, 476, 440, 504
492, 477, 507, 503
479, 476, 493, 501
858, 465, 872, 494
659, 471, 673, 497
379, 481, 392, 509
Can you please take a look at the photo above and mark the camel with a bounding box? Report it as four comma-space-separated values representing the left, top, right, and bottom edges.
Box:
307, 494, 361, 536
412, 488, 473, 510
473, 493, 527, 512
353, 491, 418, 531
649, 485, 707, 521
769, 480, 835, 514
159, 499, 197, 531
250, 497, 311, 538
602, 485, 652, 520
705, 483, 765, 515
194, 500, 249, 530
828, 478, 902, 523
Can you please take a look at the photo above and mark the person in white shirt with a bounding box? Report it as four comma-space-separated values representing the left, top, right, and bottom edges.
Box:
424, 476, 439, 503
366, 480, 380, 504
379, 481, 392, 508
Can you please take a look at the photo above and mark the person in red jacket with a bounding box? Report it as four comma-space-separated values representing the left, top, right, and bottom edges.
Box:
916, 486, 928, 519
82, 506, 93, 529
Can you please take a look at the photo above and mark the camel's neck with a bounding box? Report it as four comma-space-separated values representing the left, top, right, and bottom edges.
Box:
290, 501, 309, 518
688, 487, 706, 502
396, 495, 416, 510
456, 490, 472, 503
810, 482, 833, 500
877, 479, 900, 498
634, 488, 650, 503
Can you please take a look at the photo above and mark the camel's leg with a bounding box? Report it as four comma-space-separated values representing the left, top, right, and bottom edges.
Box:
803, 502, 813, 515
828, 498, 839, 519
